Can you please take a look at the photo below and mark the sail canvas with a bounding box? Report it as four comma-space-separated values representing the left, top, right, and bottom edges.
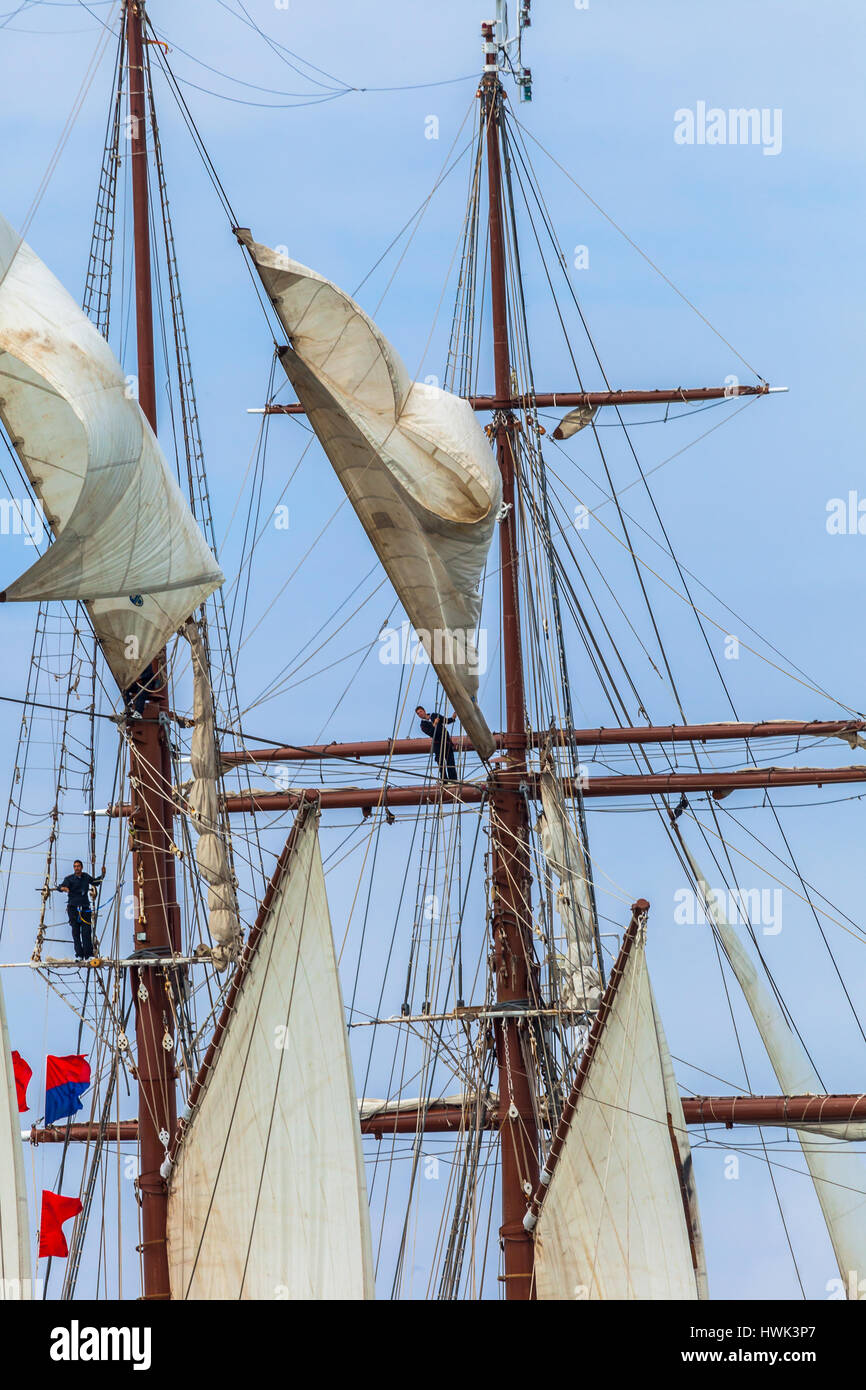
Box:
166, 808, 375, 1300
0, 213, 223, 689
238, 231, 500, 759
532, 909, 704, 1300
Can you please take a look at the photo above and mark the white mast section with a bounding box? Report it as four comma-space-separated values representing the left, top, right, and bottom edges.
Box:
0, 975, 31, 1294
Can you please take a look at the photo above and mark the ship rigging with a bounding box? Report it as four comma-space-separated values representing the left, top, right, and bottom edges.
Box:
0, 0, 864, 1304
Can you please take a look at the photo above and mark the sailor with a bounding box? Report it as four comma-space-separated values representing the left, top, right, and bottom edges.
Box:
123, 662, 160, 720
416, 706, 458, 782
55, 860, 105, 961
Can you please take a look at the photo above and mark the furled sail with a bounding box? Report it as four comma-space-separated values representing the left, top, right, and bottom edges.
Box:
551, 402, 597, 440
528, 903, 705, 1300
787, 1116, 866, 1142
237, 230, 501, 759
0, 976, 31, 1293
166, 806, 375, 1299
0, 213, 223, 690
358, 1092, 497, 1123
182, 620, 241, 968
536, 768, 601, 1011
680, 836, 866, 1291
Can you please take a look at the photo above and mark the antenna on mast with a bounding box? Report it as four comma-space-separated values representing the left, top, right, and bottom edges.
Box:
486, 1, 533, 99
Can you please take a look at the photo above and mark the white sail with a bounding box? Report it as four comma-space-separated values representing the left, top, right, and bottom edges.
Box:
0, 213, 223, 689
537, 769, 601, 1011
681, 837, 866, 1294
182, 620, 241, 967
651, 981, 709, 1299
531, 908, 703, 1300
166, 808, 375, 1299
0, 975, 31, 1294
552, 402, 596, 440
238, 230, 501, 758
763, 1118, 866, 1141
358, 1092, 495, 1120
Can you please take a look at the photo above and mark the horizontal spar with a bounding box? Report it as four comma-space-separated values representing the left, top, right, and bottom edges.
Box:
251, 383, 781, 417
26, 1091, 866, 1145
3, 954, 207, 970
219, 720, 866, 767
681, 1094, 866, 1127
25, 1122, 138, 1144
103, 764, 866, 814
360, 1093, 866, 1135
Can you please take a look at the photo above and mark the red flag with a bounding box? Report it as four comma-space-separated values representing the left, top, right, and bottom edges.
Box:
11, 1051, 31, 1112
44, 1054, 91, 1125
38, 1191, 82, 1259
45, 1054, 91, 1091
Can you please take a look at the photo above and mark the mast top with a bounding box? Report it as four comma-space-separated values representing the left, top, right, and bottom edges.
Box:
482, 3, 532, 100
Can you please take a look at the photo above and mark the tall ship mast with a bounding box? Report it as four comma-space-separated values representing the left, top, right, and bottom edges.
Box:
0, 0, 865, 1308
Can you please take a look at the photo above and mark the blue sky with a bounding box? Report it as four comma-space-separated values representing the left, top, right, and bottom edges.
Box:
1, 0, 865, 1300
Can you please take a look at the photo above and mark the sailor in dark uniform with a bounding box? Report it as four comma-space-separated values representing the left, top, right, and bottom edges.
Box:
416, 706, 458, 782
123, 661, 161, 720
55, 859, 105, 960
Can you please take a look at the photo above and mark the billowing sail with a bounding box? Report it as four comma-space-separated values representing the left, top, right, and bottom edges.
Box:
528, 904, 705, 1300
182, 620, 241, 968
0, 213, 223, 689
537, 768, 601, 1011
0, 976, 31, 1294
237, 230, 500, 758
680, 837, 866, 1294
166, 806, 374, 1299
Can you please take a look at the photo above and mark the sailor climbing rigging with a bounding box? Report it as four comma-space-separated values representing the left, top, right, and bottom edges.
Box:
55, 860, 105, 961
416, 706, 458, 782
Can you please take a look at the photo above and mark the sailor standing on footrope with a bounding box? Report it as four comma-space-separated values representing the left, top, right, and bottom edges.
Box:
55, 859, 105, 961
416, 706, 459, 782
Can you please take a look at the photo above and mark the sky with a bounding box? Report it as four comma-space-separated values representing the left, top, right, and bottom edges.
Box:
0, 0, 865, 1301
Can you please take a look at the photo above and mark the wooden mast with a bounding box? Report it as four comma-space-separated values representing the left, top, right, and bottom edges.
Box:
481, 23, 539, 1299
126, 0, 178, 1301
260, 383, 780, 417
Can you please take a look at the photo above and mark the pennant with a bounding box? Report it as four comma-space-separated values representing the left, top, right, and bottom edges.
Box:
38, 1190, 83, 1259
45, 1054, 91, 1126
12, 1050, 31, 1112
